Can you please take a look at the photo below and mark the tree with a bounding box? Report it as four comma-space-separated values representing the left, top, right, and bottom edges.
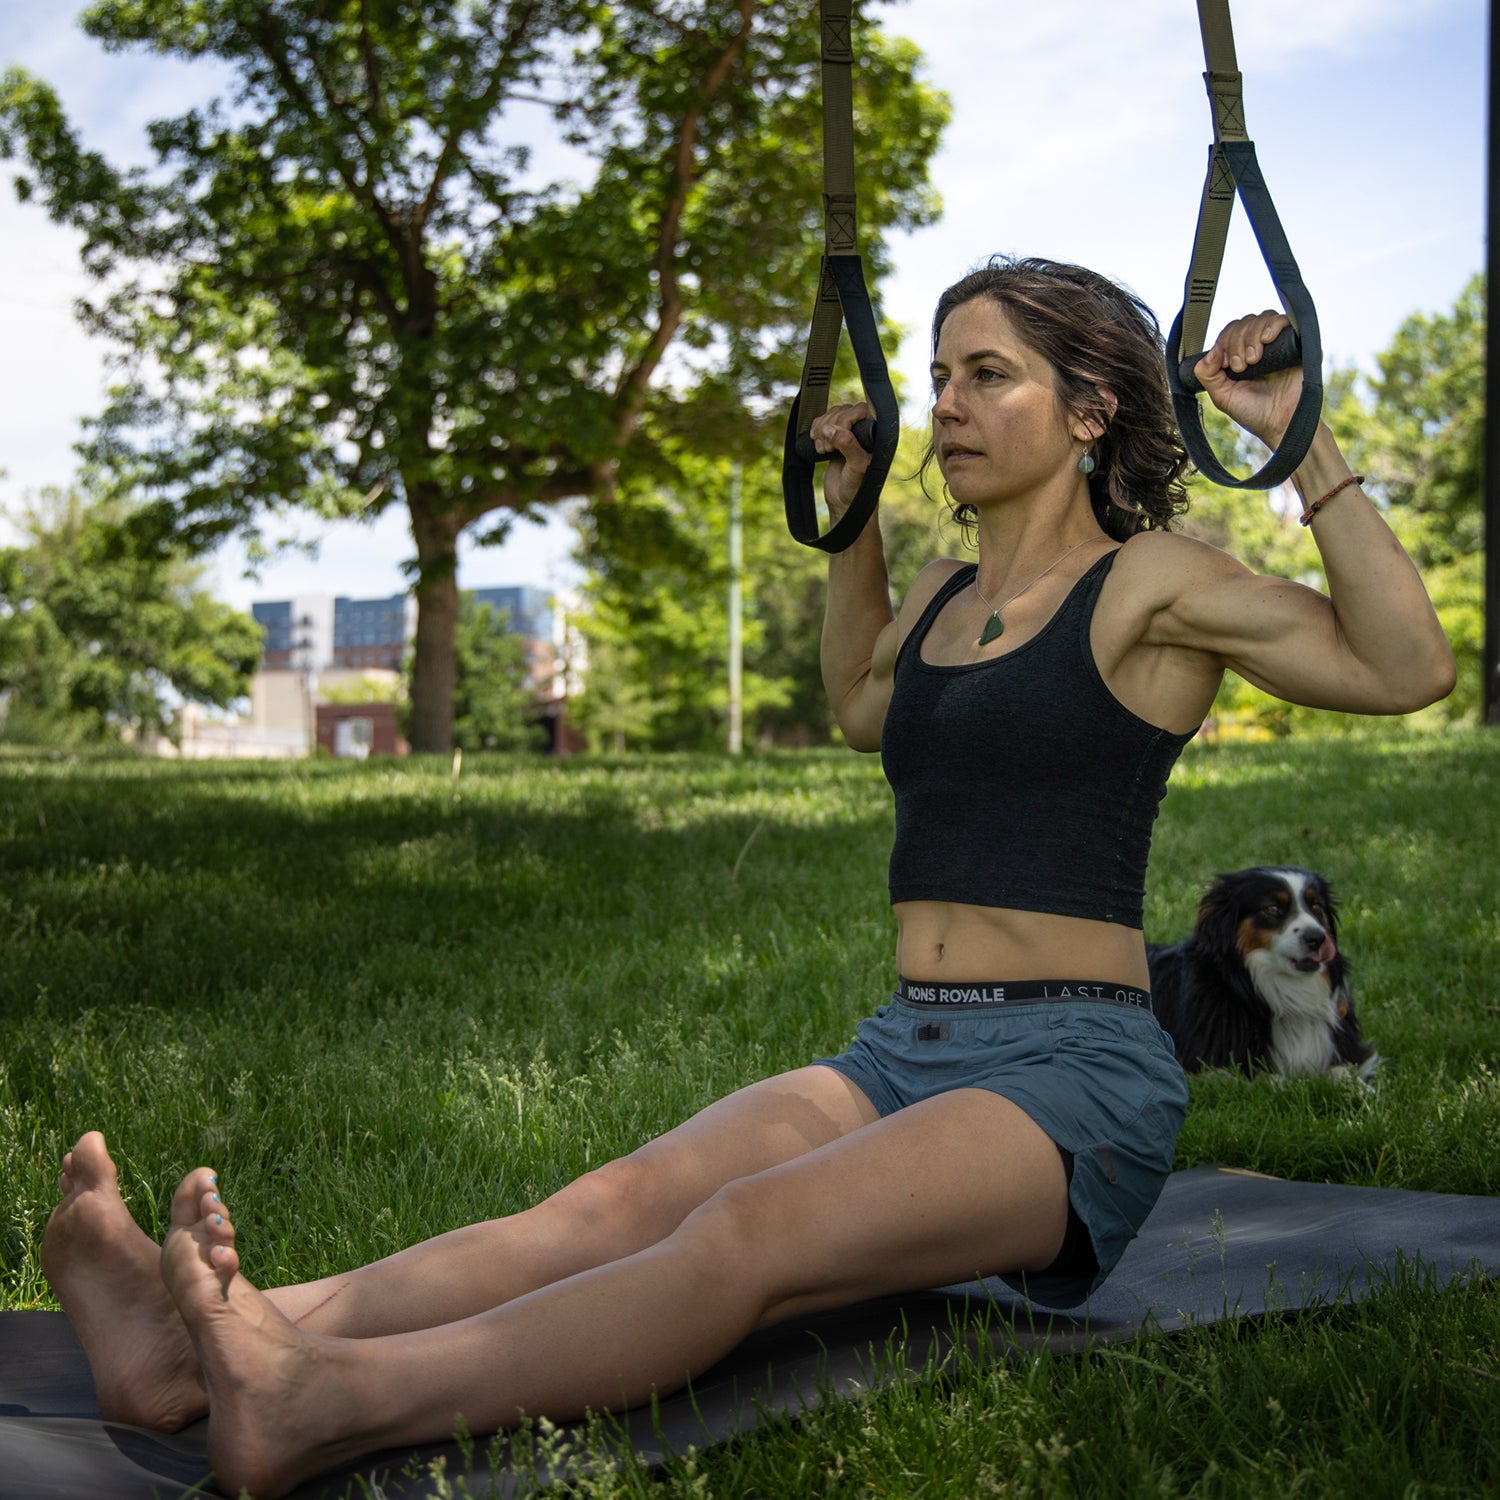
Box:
568, 630, 657, 752
0, 1, 947, 751
1329, 274, 1484, 726
444, 595, 547, 753
573, 446, 779, 750
1331, 273, 1485, 568
0, 488, 261, 745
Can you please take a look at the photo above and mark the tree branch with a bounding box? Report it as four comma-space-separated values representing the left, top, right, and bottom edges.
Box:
610, 1, 756, 448
358, 0, 385, 121
415, 0, 546, 231
248, 10, 385, 218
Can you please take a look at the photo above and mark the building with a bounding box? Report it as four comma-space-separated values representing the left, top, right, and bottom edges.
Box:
170, 668, 406, 759
185, 584, 574, 758
162, 584, 570, 760
252, 586, 554, 687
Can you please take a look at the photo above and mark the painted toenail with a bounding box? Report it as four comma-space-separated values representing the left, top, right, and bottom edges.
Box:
212, 1194, 219, 1203
215, 1215, 223, 1224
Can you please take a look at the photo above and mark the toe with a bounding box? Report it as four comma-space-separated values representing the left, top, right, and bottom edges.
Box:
172, 1168, 221, 1230
204, 1194, 236, 1245
70, 1132, 119, 1190
205, 1230, 240, 1278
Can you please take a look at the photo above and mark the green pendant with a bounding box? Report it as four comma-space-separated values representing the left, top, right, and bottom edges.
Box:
979, 613, 1005, 646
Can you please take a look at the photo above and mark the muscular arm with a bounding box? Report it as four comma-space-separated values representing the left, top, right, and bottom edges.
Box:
1150, 317, 1455, 715
809, 402, 898, 751
811, 403, 956, 751
821, 513, 900, 751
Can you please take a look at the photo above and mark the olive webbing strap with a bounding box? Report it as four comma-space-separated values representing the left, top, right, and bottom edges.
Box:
782, 0, 899, 552
1166, 0, 1323, 489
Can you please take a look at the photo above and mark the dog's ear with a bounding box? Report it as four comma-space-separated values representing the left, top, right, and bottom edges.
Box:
1317, 875, 1340, 937
1195, 874, 1244, 953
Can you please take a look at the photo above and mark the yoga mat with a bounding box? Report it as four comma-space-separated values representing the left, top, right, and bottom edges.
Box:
3, 1166, 1497, 1499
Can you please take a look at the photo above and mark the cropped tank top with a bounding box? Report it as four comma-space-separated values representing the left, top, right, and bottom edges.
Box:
880, 551, 1195, 929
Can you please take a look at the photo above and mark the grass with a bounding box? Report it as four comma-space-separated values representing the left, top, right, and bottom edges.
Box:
2, 733, 1498, 1496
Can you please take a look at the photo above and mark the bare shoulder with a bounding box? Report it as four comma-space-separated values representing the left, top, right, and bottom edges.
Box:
859, 558, 968, 706
895, 557, 970, 628
1110, 529, 1252, 613
1114, 528, 1250, 582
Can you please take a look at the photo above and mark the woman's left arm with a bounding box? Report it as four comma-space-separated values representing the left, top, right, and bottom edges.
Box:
1158, 312, 1456, 715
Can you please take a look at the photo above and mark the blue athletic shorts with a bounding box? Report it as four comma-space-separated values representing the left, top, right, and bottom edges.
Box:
814, 980, 1189, 1307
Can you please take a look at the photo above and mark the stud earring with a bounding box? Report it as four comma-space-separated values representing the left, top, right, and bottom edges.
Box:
1077, 445, 1096, 475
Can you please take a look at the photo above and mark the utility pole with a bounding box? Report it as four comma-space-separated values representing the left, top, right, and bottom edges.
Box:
727, 463, 744, 754
1486, 0, 1499, 721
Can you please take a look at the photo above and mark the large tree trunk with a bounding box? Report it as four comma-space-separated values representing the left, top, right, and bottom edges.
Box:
406, 488, 462, 753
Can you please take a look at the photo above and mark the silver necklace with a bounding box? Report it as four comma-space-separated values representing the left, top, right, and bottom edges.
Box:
972, 537, 1098, 646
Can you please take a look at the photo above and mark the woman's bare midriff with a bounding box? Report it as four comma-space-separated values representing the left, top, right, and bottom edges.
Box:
893, 901, 1152, 990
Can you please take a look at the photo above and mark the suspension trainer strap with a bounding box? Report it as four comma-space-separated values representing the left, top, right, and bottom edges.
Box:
1166, 0, 1323, 489
782, 0, 899, 552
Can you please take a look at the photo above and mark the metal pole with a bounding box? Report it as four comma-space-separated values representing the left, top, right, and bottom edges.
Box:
296, 619, 318, 756
727, 463, 744, 754
1486, 0, 1500, 721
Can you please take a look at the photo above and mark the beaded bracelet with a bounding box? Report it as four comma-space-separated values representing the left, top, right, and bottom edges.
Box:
1299, 474, 1364, 526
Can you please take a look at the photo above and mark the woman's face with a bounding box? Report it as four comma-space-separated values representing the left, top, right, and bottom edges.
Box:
929, 297, 1081, 509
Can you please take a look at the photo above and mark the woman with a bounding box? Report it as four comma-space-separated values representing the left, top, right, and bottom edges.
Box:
44, 257, 1454, 1499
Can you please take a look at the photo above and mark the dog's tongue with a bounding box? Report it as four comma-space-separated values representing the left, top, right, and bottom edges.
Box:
1315, 935, 1338, 966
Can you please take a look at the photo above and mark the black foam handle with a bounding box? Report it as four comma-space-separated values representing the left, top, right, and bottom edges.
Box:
792, 418, 877, 465
1176, 325, 1301, 395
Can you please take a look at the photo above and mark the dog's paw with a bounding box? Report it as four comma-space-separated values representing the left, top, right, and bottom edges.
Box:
1326, 1053, 1381, 1092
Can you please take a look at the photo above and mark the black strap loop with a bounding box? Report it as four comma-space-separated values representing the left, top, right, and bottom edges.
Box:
1168, 1, 1323, 489
782, 0, 899, 551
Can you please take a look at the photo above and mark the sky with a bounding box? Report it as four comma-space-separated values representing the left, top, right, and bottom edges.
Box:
0, 0, 1487, 612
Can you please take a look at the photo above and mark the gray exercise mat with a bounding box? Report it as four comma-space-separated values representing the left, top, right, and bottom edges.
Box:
3, 1166, 1497, 1499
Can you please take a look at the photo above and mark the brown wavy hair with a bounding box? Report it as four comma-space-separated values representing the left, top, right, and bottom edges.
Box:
923, 256, 1191, 539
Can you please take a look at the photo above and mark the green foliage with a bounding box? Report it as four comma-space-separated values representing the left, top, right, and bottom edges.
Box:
566, 631, 658, 754
445, 596, 547, 754
319, 674, 404, 706
0, 2, 948, 750
1334, 273, 1485, 567
0, 488, 261, 746
575, 449, 797, 751
1331, 272, 1486, 725
573, 430, 962, 750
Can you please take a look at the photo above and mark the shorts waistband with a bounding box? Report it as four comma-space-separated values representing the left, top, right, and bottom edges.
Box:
895, 976, 1153, 1014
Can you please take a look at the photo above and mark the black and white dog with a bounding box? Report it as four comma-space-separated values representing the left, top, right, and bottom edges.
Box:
1147, 867, 1379, 1080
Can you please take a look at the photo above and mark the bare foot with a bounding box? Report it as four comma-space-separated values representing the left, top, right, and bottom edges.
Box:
40, 1132, 207, 1430
161, 1167, 378, 1500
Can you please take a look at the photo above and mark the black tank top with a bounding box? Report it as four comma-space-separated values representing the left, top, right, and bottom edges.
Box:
880, 551, 1195, 929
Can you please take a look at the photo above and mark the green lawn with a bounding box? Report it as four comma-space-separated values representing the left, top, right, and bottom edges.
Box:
2, 734, 1497, 1497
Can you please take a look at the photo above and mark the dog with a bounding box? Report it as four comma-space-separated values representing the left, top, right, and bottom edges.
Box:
1147, 866, 1379, 1081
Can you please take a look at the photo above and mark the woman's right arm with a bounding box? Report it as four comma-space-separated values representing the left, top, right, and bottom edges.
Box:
822, 515, 901, 752
812, 404, 959, 752
812, 403, 899, 752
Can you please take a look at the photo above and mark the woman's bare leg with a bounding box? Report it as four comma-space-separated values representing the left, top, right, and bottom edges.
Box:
163, 1088, 1068, 1500
41, 1066, 876, 1428
275, 1064, 879, 1336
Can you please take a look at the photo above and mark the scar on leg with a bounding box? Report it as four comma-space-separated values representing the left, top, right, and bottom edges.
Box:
290, 1285, 346, 1326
